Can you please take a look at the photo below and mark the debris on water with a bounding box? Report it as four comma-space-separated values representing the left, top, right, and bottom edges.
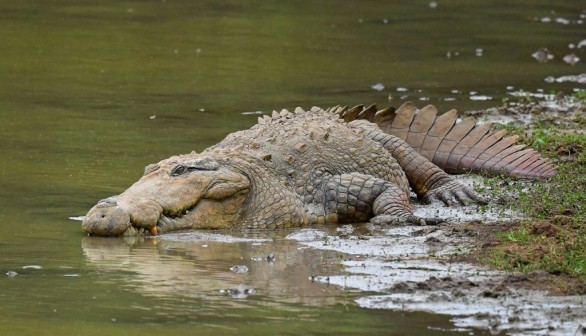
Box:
451, 89, 461, 94
229, 265, 249, 273
68, 216, 85, 221
418, 97, 429, 101
563, 53, 580, 65
428, 2, 438, 9
198, 108, 205, 112
506, 85, 514, 90
6, 271, 17, 278
546, 73, 586, 84
371, 83, 385, 92
22, 265, 42, 270
220, 285, 255, 299
241, 111, 263, 115
470, 95, 493, 101
396, 87, 408, 92
555, 17, 570, 25
446, 51, 461, 59
442, 97, 456, 101
475, 48, 483, 56
201, 244, 208, 248
532, 48, 554, 63
578, 39, 586, 49
382, 18, 389, 24
539, 17, 551, 23
149, 114, 156, 120
63, 274, 80, 277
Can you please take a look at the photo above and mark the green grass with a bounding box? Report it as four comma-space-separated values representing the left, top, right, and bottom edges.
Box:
483, 92, 586, 280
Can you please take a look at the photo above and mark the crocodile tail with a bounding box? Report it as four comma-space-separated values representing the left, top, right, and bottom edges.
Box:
330, 102, 556, 178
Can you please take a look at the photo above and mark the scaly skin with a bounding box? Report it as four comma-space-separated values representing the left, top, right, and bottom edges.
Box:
82, 104, 547, 236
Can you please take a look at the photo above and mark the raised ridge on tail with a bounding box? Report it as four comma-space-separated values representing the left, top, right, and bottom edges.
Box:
327, 102, 556, 178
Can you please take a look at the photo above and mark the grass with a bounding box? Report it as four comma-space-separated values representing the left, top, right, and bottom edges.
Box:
481, 91, 586, 283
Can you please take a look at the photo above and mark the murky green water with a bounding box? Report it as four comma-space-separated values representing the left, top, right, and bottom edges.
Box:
0, 1, 584, 335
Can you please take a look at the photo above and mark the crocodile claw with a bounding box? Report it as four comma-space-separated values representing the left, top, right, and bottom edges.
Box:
423, 178, 488, 206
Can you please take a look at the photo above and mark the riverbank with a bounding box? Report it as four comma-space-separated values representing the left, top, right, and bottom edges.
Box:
297, 92, 586, 335
463, 90, 585, 293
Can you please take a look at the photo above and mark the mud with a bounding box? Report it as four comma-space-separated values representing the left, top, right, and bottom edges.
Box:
287, 216, 586, 336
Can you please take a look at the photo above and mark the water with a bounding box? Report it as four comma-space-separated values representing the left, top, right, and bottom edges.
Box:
0, 1, 584, 335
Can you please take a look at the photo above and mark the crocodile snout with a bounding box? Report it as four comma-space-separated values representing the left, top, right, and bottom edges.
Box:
82, 197, 131, 236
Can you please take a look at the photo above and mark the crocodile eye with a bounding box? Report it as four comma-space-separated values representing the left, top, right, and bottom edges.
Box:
170, 165, 187, 176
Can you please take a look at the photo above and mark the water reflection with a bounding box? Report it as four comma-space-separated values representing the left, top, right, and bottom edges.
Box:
81, 230, 350, 309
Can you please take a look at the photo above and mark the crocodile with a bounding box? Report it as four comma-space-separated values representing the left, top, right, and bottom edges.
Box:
82, 102, 556, 236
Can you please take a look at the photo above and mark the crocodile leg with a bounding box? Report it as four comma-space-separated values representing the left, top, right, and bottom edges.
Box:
320, 173, 436, 225
349, 120, 487, 206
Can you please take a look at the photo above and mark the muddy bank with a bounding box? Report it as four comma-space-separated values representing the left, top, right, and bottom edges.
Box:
288, 94, 586, 335
287, 219, 586, 336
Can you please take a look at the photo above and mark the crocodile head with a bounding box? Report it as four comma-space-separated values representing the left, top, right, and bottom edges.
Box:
82, 154, 250, 236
